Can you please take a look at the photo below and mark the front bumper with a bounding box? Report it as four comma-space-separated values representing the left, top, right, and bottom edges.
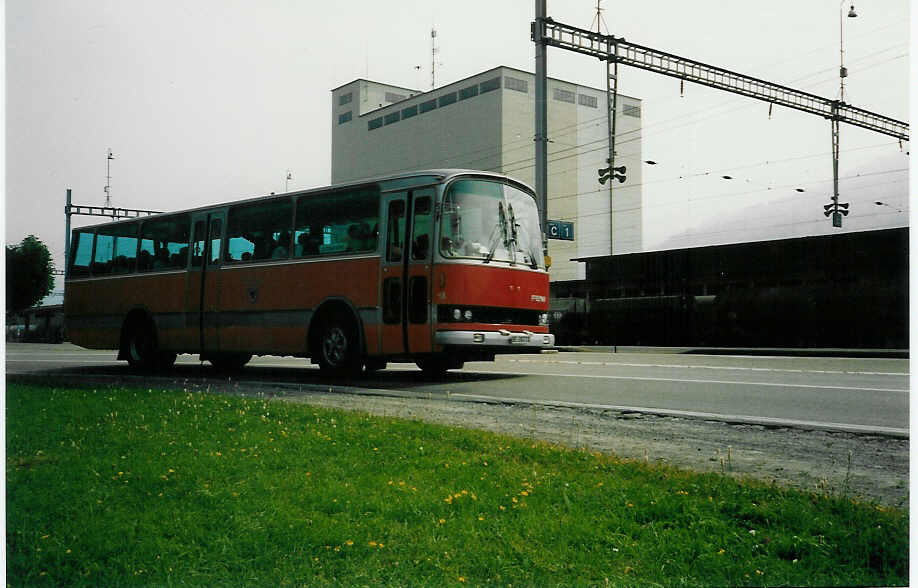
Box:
435, 329, 555, 348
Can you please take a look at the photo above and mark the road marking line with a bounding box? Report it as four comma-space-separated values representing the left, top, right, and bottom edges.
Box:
508, 358, 908, 377
465, 368, 909, 393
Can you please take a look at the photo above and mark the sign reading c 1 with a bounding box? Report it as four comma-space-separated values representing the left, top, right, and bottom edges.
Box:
546, 220, 574, 241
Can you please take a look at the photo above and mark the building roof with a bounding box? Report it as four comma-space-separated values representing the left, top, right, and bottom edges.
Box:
332, 65, 639, 119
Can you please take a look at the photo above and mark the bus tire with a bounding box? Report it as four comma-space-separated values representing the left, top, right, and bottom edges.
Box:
125, 320, 174, 371
315, 313, 362, 376
209, 353, 252, 371
417, 357, 464, 377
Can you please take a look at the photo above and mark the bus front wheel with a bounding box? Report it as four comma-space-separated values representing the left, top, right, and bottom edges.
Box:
315, 315, 361, 376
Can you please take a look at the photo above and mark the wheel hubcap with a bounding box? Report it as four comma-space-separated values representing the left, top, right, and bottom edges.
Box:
323, 326, 348, 366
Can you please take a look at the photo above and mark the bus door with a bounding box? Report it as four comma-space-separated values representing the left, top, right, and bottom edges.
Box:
186, 211, 224, 353
380, 189, 435, 355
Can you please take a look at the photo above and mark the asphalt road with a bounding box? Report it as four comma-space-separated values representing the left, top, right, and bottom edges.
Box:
5, 343, 909, 436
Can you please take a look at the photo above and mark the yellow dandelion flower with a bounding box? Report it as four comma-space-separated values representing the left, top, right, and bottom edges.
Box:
520, 491, 529, 496
369, 541, 377, 547
346, 540, 354, 546
458, 577, 466, 583
439, 518, 446, 524
478, 516, 484, 521
499, 505, 506, 511
512, 497, 518, 503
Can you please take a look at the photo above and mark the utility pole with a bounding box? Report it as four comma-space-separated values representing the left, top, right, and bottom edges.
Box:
534, 0, 549, 256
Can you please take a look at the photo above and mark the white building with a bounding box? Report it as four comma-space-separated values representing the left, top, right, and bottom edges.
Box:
330, 66, 642, 288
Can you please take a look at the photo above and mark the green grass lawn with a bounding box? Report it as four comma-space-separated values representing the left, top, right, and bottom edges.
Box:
6, 381, 908, 586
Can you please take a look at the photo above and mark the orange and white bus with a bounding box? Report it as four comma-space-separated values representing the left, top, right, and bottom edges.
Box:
65, 170, 554, 376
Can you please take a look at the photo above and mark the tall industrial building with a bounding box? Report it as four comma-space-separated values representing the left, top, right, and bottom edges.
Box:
330, 65, 642, 291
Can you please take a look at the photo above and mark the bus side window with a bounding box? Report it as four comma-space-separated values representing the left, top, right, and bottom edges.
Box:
295, 187, 380, 257
92, 234, 114, 275
139, 215, 190, 271
227, 199, 292, 262
69, 231, 94, 277
387, 200, 405, 262
113, 233, 138, 274
411, 195, 432, 261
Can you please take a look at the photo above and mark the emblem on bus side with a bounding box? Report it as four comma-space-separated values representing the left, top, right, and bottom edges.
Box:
530, 294, 546, 303
247, 287, 258, 303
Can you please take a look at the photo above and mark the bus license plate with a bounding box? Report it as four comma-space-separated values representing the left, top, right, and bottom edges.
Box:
510, 334, 530, 344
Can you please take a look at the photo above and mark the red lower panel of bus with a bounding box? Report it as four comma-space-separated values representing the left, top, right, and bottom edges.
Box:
432, 264, 550, 311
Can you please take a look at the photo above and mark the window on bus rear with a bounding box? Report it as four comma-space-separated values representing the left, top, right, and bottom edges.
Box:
69, 231, 94, 277
225, 198, 294, 262
92, 222, 139, 275
137, 215, 191, 272
294, 187, 380, 257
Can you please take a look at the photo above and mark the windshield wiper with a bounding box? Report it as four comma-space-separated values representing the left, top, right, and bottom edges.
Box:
484, 201, 508, 264
506, 203, 519, 266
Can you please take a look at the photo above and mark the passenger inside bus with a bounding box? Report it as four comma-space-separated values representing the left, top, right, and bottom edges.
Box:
346, 222, 374, 252
412, 234, 429, 259
272, 231, 291, 258
152, 247, 170, 269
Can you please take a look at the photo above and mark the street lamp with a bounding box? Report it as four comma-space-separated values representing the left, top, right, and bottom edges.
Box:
839, 1, 857, 103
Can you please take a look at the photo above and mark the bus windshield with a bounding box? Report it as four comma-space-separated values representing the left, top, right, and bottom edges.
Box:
439, 179, 544, 269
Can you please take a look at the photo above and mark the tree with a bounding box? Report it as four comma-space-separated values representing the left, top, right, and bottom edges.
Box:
6, 235, 55, 313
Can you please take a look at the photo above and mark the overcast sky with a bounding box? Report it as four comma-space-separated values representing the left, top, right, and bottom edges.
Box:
5, 0, 911, 290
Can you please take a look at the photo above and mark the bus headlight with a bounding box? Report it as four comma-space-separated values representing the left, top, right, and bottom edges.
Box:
539, 312, 549, 326
453, 308, 462, 321
463, 309, 473, 321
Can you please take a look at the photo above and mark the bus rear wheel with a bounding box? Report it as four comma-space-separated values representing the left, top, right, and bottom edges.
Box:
315, 314, 361, 376
125, 321, 176, 371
